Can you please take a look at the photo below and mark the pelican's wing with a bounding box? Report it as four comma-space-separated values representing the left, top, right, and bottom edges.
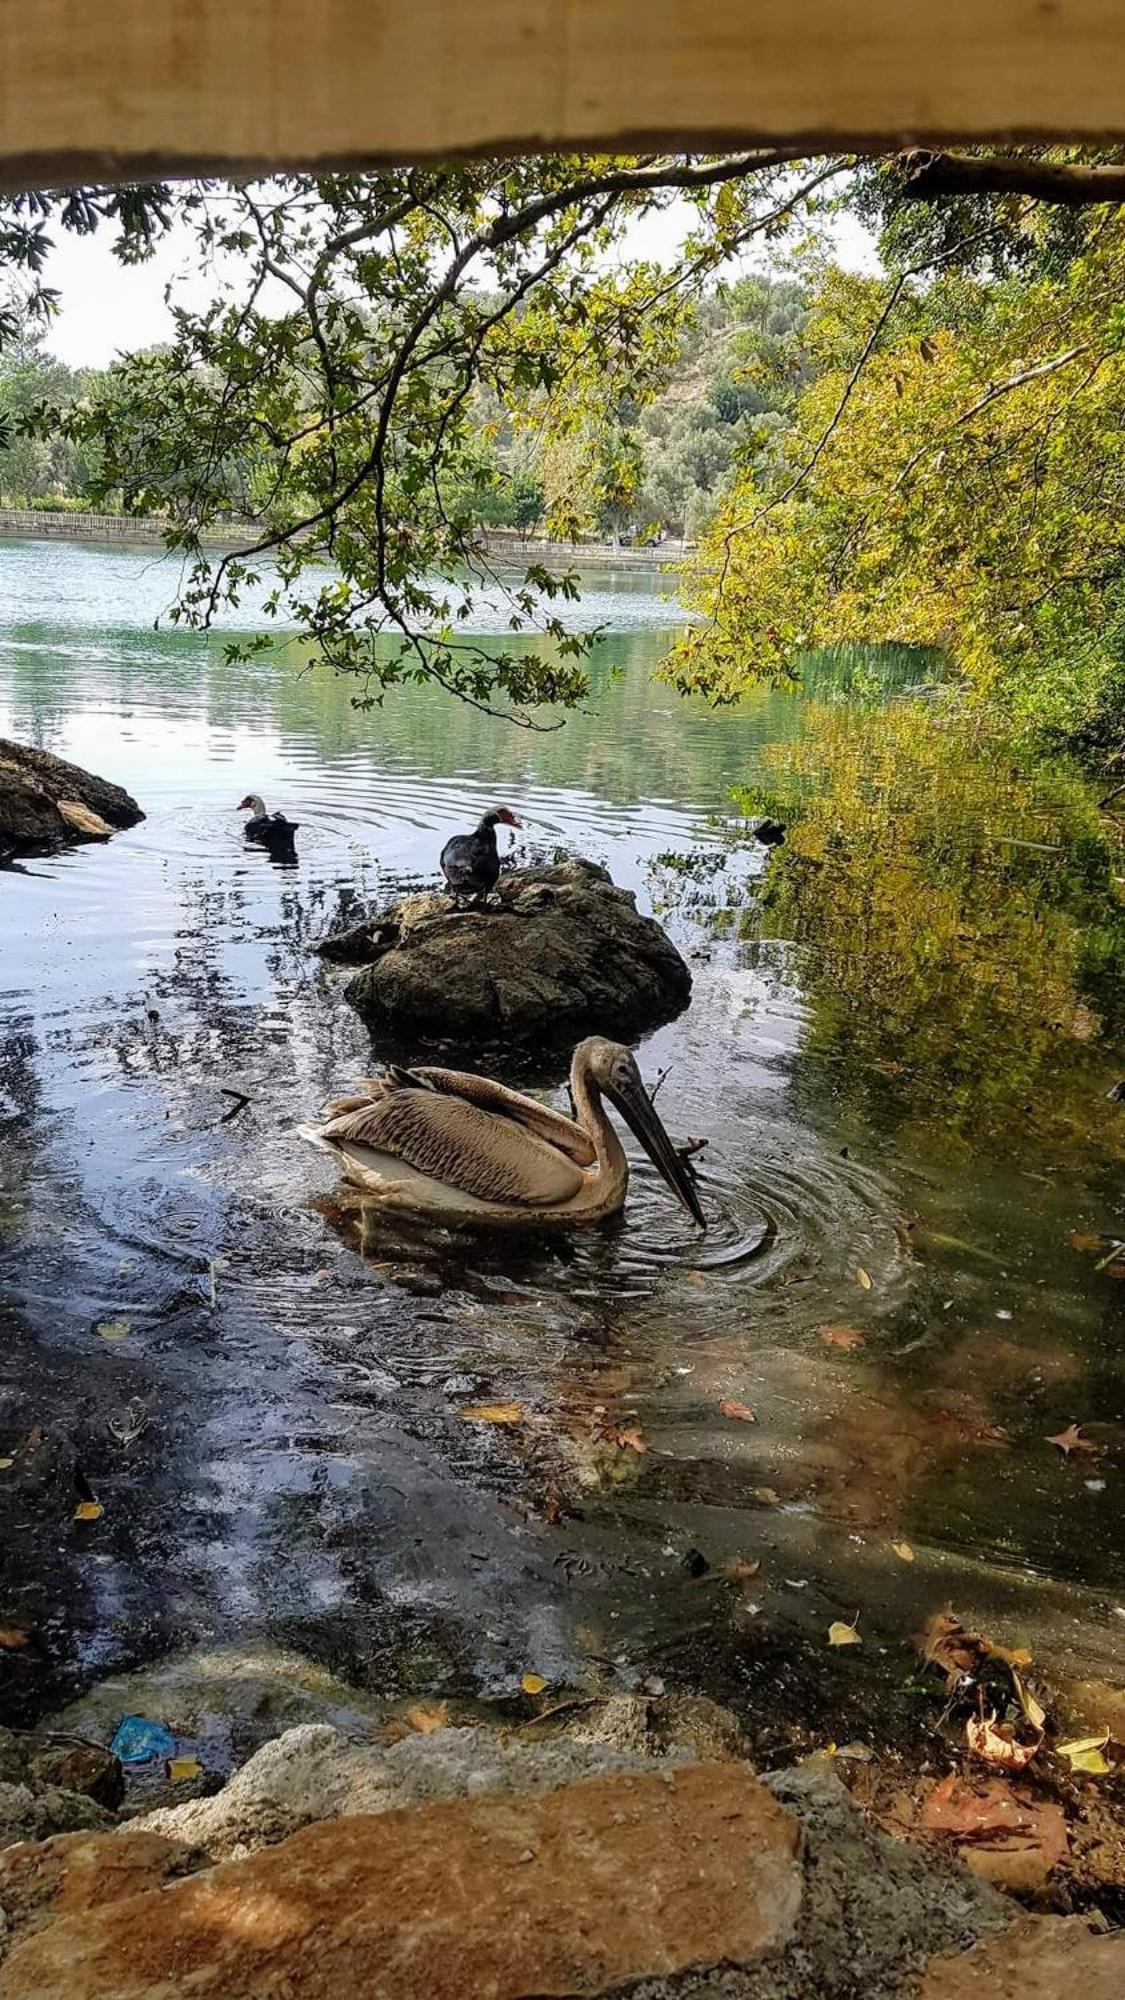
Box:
406, 1066, 596, 1168
320, 1087, 587, 1207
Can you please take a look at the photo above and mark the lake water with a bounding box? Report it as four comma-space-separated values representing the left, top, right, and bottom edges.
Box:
1, 536, 1123, 1751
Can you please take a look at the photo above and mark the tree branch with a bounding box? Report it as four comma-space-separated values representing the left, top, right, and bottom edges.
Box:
899, 149, 1125, 206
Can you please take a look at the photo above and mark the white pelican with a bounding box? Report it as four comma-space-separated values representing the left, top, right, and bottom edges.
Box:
302, 1037, 707, 1229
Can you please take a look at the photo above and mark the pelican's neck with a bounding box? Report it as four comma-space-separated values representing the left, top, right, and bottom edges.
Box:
570, 1054, 627, 1184
246, 796, 267, 817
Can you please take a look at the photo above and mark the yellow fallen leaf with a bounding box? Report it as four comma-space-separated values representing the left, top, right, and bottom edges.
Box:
1056, 1733, 1111, 1775
1013, 1673, 1046, 1733
891, 1542, 915, 1562
856, 1267, 873, 1290
459, 1403, 523, 1425
95, 1319, 131, 1340
0, 1458, 12, 1471
168, 1756, 202, 1782
406, 1703, 449, 1734
521, 1673, 547, 1695
74, 1500, 104, 1522
828, 1620, 862, 1648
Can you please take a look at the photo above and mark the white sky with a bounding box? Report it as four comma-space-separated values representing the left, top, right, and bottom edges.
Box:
41, 197, 879, 371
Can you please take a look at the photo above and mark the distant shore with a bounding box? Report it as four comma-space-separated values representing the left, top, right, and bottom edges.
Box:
0, 508, 690, 569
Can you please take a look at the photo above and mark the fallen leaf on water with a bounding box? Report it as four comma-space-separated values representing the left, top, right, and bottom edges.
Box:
828, 1619, 862, 1648
1056, 1732, 1111, 1775
1045, 1423, 1099, 1456
168, 1756, 202, 1782
74, 1500, 104, 1522
0, 1458, 12, 1471
918, 1610, 1031, 1681
0, 1627, 29, 1649
1067, 1230, 1104, 1253
719, 1399, 756, 1423
920, 1774, 1068, 1882
686, 1271, 706, 1287
460, 1403, 523, 1425
1013, 1673, 1047, 1733
820, 1325, 865, 1350
406, 1703, 449, 1734
726, 1559, 762, 1581
891, 1541, 915, 1562
95, 1319, 131, 1341
615, 1426, 648, 1454
856, 1267, 873, 1290
521, 1673, 547, 1696
966, 1714, 1041, 1769
752, 1487, 781, 1506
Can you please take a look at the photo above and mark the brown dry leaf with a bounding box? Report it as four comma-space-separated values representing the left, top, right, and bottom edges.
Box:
1045, 1423, 1099, 1456
460, 1403, 523, 1425
520, 1673, 547, 1696
73, 1500, 104, 1522
406, 1703, 449, 1734
966, 1713, 1041, 1769
719, 1399, 756, 1423
0, 1627, 29, 1650
920, 1775, 1068, 1883
726, 1559, 762, 1581
918, 1610, 1031, 1681
891, 1541, 915, 1562
828, 1619, 862, 1648
686, 1271, 706, 1287
1067, 1230, 1104, 1253
820, 1325, 865, 1350
856, 1267, 873, 1290
615, 1426, 648, 1454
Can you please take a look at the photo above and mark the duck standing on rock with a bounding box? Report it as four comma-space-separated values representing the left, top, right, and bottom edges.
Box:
237, 795, 300, 861
439, 806, 522, 903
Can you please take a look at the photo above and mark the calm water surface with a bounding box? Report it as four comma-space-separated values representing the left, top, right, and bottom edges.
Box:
1, 537, 1122, 1745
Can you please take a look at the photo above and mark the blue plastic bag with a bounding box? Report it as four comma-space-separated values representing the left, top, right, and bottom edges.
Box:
108, 1714, 177, 1764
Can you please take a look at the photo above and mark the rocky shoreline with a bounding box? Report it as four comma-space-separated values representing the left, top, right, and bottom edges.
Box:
1, 1646, 1120, 1996
0, 739, 143, 862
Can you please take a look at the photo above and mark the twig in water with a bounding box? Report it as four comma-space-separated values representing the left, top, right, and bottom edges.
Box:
218, 1088, 252, 1124
649, 1064, 673, 1103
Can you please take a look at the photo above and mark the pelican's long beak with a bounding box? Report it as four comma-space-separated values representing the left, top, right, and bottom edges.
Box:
609, 1074, 708, 1229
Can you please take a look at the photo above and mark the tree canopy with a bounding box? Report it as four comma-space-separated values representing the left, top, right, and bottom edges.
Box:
3, 148, 1124, 743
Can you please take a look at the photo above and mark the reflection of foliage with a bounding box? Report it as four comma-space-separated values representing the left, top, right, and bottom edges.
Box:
736, 699, 1125, 1149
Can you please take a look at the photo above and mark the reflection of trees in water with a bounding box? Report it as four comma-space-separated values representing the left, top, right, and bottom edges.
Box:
731, 700, 1125, 1153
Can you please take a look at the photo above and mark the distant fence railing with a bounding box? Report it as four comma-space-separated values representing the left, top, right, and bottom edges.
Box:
0, 509, 694, 566
0, 508, 251, 546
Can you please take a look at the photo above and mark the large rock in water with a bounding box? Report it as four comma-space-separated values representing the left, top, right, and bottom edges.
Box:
0, 739, 143, 859
317, 860, 692, 1046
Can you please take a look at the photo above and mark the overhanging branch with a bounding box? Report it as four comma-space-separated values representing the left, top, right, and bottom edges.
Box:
899, 149, 1125, 205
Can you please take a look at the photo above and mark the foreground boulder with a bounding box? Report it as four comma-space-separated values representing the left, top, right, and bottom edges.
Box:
0, 739, 143, 859
317, 859, 692, 1046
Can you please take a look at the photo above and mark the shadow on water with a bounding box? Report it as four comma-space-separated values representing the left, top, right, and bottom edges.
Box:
1, 540, 1123, 1750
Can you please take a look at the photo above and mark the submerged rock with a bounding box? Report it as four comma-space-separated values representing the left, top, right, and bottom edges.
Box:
316, 859, 692, 1046
0, 739, 143, 859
